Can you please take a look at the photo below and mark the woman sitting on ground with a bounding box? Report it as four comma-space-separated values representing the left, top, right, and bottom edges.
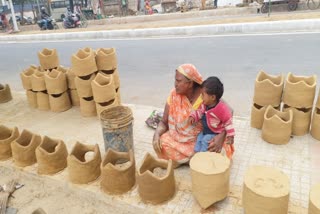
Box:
152, 64, 234, 167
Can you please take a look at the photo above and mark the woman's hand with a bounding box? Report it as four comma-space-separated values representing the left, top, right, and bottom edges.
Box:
152, 131, 162, 154
208, 131, 226, 153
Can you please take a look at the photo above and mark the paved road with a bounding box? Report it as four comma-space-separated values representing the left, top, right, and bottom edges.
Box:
1, 32, 320, 116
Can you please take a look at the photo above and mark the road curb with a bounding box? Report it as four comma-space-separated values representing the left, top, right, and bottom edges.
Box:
1, 18, 320, 42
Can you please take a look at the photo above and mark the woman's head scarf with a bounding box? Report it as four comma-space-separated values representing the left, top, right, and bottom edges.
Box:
176, 64, 203, 85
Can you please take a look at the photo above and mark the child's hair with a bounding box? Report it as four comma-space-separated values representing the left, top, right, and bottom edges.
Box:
202, 76, 224, 100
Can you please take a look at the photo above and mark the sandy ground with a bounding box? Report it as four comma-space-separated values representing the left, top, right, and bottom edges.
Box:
1, 91, 319, 213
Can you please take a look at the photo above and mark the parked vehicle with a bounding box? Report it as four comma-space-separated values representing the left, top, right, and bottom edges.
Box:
63, 14, 88, 28
37, 17, 59, 30
9, 16, 34, 25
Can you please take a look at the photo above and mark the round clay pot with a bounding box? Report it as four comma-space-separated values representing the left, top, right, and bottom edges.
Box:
36, 91, 50, 111
311, 108, 320, 141
253, 71, 284, 107
283, 73, 317, 108
261, 105, 293, 145
37, 48, 59, 70
250, 104, 267, 129
242, 166, 290, 214
91, 73, 116, 103
0, 84, 12, 103
190, 152, 230, 209
69, 89, 80, 106
99, 69, 120, 89
100, 149, 135, 194
68, 142, 101, 184
283, 105, 312, 136
0, 126, 19, 161
96, 48, 117, 71
74, 73, 96, 98
31, 71, 47, 92
80, 96, 97, 117
36, 136, 68, 175
96, 99, 119, 118
309, 183, 320, 214
71, 49, 97, 77
11, 129, 41, 167
137, 153, 175, 204
49, 91, 71, 113
20, 67, 36, 90
26, 90, 38, 108
66, 69, 76, 89
45, 69, 68, 95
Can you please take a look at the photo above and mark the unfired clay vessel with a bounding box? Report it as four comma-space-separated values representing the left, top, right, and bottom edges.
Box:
71, 49, 97, 77
66, 69, 76, 89
11, 129, 41, 167
137, 153, 175, 204
0, 125, 19, 161
309, 183, 320, 214
31, 71, 47, 92
69, 89, 80, 106
253, 71, 284, 107
44, 69, 68, 95
315, 90, 320, 109
74, 73, 96, 98
243, 166, 290, 214
37, 48, 59, 70
67, 142, 101, 184
250, 104, 267, 129
20, 67, 36, 90
96, 48, 117, 71
99, 70, 120, 89
283, 73, 317, 108
311, 108, 320, 141
261, 105, 293, 145
36, 136, 68, 175
80, 96, 97, 117
36, 91, 50, 111
56, 65, 68, 73
190, 152, 230, 209
91, 73, 116, 103
95, 99, 119, 117
0, 84, 12, 103
26, 90, 38, 108
49, 91, 71, 112
283, 105, 312, 136
100, 149, 135, 194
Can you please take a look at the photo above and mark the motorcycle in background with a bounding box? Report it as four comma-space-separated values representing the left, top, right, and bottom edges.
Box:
37, 17, 59, 30
63, 13, 88, 29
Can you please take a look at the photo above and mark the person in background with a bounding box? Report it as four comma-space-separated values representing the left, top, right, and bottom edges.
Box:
40, 7, 49, 29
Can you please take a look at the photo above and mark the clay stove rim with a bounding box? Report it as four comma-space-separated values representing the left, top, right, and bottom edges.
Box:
286, 72, 317, 87
93, 73, 113, 87
97, 48, 115, 56
38, 136, 63, 156
256, 71, 283, 86
38, 48, 55, 57
0, 125, 17, 142
138, 153, 173, 180
101, 149, 134, 172
264, 106, 293, 123
14, 129, 38, 148
69, 142, 100, 165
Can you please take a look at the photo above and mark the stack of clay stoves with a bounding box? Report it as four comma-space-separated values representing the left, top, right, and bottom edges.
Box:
282, 73, 317, 136
251, 71, 284, 130
20, 48, 72, 112
93, 48, 121, 117
45, 68, 72, 112
72, 47, 98, 117
251, 71, 319, 144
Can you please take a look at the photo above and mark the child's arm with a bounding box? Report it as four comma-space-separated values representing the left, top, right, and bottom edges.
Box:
190, 104, 205, 123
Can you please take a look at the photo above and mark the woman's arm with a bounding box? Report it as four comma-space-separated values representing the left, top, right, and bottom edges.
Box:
152, 103, 169, 153
208, 130, 226, 153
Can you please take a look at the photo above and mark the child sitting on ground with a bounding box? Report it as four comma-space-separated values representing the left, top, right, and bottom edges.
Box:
189, 76, 235, 152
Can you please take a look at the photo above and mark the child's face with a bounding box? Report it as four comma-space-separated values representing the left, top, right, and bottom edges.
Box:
201, 88, 216, 106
